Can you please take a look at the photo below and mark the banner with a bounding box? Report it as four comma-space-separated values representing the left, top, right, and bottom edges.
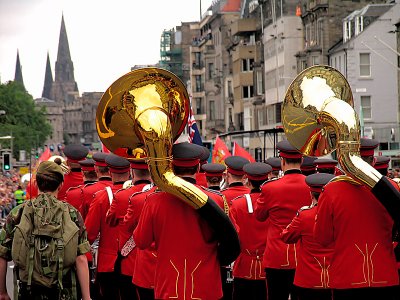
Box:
232, 142, 255, 162
212, 136, 231, 163
187, 107, 203, 146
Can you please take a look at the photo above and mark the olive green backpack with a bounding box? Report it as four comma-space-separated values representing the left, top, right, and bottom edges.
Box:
11, 194, 79, 293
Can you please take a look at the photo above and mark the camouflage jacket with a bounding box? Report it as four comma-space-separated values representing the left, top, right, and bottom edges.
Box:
0, 193, 91, 261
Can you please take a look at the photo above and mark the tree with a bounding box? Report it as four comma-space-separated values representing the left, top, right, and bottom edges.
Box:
0, 81, 52, 158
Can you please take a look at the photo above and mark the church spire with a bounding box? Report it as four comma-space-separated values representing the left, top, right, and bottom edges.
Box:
42, 52, 53, 99
54, 14, 77, 86
14, 49, 25, 89
51, 13, 79, 102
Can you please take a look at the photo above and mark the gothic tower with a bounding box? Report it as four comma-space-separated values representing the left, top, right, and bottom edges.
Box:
50, 14, 79, 103
42, 52, 53, 99
14, 50, 25, 89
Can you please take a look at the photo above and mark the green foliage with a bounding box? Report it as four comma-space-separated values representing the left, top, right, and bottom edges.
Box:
0, 81, 52, 158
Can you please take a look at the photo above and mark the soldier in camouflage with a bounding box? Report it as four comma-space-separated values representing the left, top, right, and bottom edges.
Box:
0, 161, 91, 300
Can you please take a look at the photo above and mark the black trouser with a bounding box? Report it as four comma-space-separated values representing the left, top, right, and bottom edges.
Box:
18, 282, 79, 300
265, 268, 296, 300
119, 274, 138, 300
232, 278, 266, 300
295, 286, 332, 300
332, 286, 399, 300
97, 271, 120, 300
137, 286, 155, 300
221, 266, 233, 300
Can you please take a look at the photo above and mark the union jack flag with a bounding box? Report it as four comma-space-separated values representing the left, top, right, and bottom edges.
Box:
188, 107, 203, 146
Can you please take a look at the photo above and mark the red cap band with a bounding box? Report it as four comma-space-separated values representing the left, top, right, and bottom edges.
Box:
246, 174, 268, 181
205, 171, 224, 177
109, 166, 130, 174
279, 152, 302, 159
67, 158, 81, 163
81, 166, 95, 172
360, 149, 375, 157
95, 161, 107, 167
130, 162, 148, 170
310, 186, 323, 193
172, 159, 200, 168
227, 167, 244, 176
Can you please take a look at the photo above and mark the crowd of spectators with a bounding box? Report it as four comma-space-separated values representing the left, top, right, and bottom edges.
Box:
0, 170, 22, 222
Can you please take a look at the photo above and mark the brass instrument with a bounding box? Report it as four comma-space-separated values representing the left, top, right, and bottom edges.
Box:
282, 65, 400, 220
96, 68, 208, 209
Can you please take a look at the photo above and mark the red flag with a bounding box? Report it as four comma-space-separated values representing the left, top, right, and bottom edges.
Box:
212, 136, 231, 163
233, 142, 255, 162
38, 147, 51, 163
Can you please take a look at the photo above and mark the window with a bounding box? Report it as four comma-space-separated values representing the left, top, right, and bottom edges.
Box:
355, 16, 363, 36
195, 97, 203, 114
208, 63, 214, 79
256, 70, 263, 95
209, 100, 215, 121
241, 58, 254, 72
227, 80, 233, 96
244, 107, 251, 130
194, 52, 201, 67
267, 105, 275, 125
195, 75, 202, 92
316, 19, 324, 46
312, 56, 320, 66
242, 86, 254, 99
258, 109, 267, 126
361, 95, 371, 119
360, 53, 371, 77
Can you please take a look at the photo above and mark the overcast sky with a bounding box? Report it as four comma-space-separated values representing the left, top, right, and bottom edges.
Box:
0, 0, 213, 99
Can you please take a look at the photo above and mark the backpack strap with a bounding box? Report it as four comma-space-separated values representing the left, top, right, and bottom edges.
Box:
105, 186, 113, 205
27, 235, 35, 287
244, 194, 253, 214
13, 265, 18, 300
57, 239, 64, 290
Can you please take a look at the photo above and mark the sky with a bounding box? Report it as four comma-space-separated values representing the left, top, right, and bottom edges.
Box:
0, 0, 214, 99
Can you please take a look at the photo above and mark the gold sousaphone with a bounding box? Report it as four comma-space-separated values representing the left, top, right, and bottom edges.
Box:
95, 68, 208, 209
282, 65, 400, 220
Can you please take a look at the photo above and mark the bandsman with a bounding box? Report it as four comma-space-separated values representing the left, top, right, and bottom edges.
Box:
255, 140, 310, 300
195, 146, 210, 187
85, 154, 130, 300
201, 163, 226, 191
133, 142, 238, 300
65, 158, 97, 212
81, 152, 112, 219
106, 153, 152, 300
281, 173, 335, 300
229, 162, 272, 300
57, 144, 89, 200
265, 157, 281, 179
221, 156, 250, 206
300, 156, 317, 176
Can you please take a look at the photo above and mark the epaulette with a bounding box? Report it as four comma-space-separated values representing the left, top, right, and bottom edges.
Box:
199, 186, 223, 196
83, 182, 96, 189
231, 194, 244, 202
114, 188, 126, 196
93, 189, 105, 198
128, 184, 155, 203
296, 205, 312, 216
260, 177, 279, 188
66, 185, 83, 194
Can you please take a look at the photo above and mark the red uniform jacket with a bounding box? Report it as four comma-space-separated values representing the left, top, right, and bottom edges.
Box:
81, 178, 113, 220
133, 190, 222, 300
65, 185, 84, 213
124, 187, 158, 289
195, 172, 208, 188
57, 170, 84, 200
221, 183, 250, 206
281, 205, 333, 288
230, 191, 267, 280
106, 180, 152, 276
314, 181, 399, 289
85, 183, 123, 273
255, 170, 310, 269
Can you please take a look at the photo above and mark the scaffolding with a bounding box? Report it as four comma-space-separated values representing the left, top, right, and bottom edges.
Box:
159, 29, 183, 79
